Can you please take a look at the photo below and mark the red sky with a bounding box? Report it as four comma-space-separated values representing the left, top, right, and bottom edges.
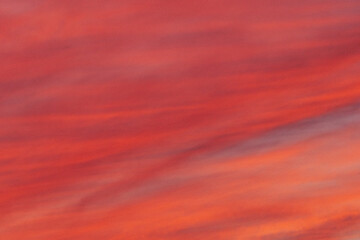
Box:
1, 0, 360, 239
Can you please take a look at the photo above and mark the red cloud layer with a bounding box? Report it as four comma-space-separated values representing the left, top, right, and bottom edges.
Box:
1, 0, 360, 239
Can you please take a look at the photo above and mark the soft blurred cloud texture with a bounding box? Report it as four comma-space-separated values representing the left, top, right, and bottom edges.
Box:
1, 0, 360, 239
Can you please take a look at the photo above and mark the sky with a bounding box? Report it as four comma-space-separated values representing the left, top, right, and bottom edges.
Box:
1, 0, 360, 239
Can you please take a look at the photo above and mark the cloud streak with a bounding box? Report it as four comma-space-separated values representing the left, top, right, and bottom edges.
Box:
1, 0, 360, 239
